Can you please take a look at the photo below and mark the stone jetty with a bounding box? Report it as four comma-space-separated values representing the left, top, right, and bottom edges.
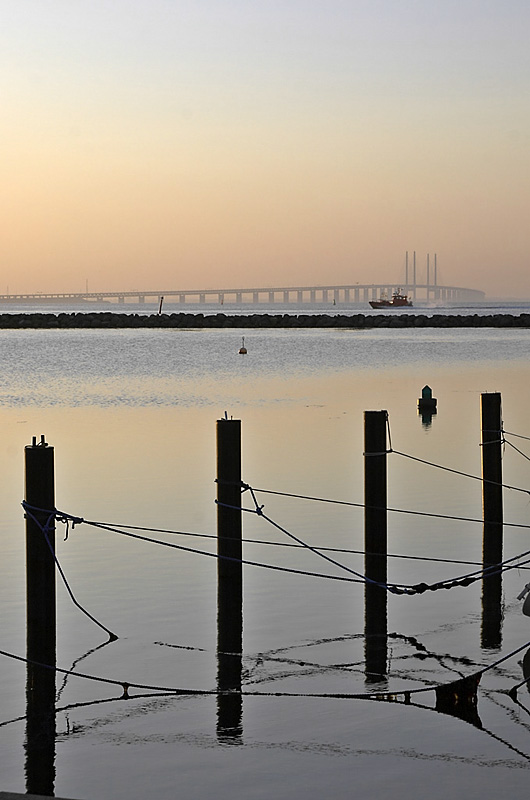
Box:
0, 312, 528, 329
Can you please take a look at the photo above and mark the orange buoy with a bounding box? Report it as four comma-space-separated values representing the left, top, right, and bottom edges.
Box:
238, 336, 247, 354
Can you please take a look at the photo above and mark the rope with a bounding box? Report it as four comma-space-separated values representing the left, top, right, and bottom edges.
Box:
30, 502, 530, 597
67, 514, 368, 585
241, 486, 530, 531
22, 502, 118, 641
94, 524, 487, 568
504, 431, 530, 442
225, 482, 530, 592
391, 450, 530, 496
217, 497, 510, 595
504, 440, 530, 463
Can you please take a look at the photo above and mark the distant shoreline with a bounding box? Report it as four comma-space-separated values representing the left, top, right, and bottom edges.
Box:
0, 312, 529, 329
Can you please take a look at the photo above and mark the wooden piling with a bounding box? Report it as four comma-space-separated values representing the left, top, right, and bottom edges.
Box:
364, 411, 388, 586
25, 436, 56, 673
481, 392, 503, 566
216, 418, 243, 610
24, 436, 56, 796
480, 392, 503, 648
364, 411, 388, 681
216, 418, 243, 736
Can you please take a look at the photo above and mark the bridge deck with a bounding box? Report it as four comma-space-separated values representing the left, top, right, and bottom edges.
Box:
0, 283, 485, 304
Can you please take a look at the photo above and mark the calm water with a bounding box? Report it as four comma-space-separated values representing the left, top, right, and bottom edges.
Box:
1, 297, 530, 316
1, 320, 530, 799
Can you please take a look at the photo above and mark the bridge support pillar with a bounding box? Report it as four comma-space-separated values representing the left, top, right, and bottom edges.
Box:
283, 291, 289, 303
297, 291, 303, 303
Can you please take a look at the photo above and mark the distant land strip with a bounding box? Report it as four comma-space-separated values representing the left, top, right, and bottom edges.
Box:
0, 312, 528, 329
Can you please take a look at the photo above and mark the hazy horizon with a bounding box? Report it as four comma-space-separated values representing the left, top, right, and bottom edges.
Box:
2, 1, 529, 299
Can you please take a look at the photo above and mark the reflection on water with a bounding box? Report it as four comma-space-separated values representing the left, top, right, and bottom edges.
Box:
25, 661, 56, 797
523, 648, 530, 695
434, 673, 483, 728
481, 573, 503, 650
0, 328, 530, 797
0, 327, 529, 408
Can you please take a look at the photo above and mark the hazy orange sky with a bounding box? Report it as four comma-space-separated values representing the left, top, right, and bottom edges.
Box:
2, 1, 529, 298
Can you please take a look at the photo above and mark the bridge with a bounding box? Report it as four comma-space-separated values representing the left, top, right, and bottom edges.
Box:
0, 282, 485, 305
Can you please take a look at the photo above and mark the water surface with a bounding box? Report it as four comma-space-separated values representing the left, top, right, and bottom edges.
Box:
1, 326, 530, 799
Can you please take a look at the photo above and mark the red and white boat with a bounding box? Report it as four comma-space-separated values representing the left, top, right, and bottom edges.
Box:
369, 289, 412, 309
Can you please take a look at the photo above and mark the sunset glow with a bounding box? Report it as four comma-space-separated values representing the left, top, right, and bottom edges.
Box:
2, 1, 529, 297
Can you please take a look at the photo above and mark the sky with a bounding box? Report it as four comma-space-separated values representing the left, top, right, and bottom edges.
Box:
1, 0, 529, 298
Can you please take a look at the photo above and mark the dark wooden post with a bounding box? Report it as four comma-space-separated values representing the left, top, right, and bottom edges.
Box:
481, 392, 503, 565
364, 411, 388, 682
216, 418, 243, 738
25, 435, 56, 796
480, 392, 503, 648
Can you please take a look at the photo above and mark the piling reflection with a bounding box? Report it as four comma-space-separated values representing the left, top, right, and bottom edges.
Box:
25, 660, 56, 796
216, 650, 243, 741
216, 593, 243, 741
364, 583, 388, 684
522, 647, 530, 695
434, 673, 483, 729
481, 570, 503, 650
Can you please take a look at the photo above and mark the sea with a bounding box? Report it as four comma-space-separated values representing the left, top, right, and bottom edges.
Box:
1, 298, 530, 799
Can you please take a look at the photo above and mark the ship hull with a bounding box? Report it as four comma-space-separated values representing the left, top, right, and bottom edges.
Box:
369, 290, 412, 309
369, 299, 412, 309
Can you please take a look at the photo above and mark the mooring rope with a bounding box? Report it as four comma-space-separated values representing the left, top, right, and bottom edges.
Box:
22, 502, 118, 641
219, 491, 530, 595
24, 501, 530, 599
239, 484, 530, 531
390, 449, 530, 495
503, 430, 530, 442
92, 522, 487, 568
504, 439, 530, 464
55, 512, 368, 585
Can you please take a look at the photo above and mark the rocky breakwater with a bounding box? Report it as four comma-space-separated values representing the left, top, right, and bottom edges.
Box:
0, 312, 529, 329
